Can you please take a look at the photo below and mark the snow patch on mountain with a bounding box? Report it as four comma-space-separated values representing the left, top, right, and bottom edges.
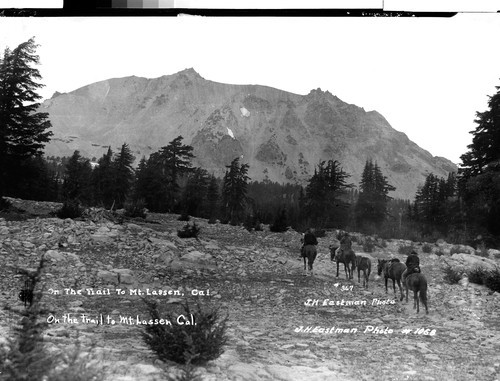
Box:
240, 107, 250, 117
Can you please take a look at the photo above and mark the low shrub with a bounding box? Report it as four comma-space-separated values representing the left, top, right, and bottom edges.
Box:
245, 215, 263, 232
450, 245, 462, 255
0, 197, 12, 211
363, 237, 375, 253
208, 217, 217, 225
435, 250, 445, 257
177, 222, 200, 239
476, 242, 489, 258
422, 243, 433, 253
484, 268, 500, 293
124, 199, 147, 219
442, 265, 462, 284
178, 212, 190, 222
314, 228, 326, 238
398, 245, 415, 255
467, 266, 488, 285
142, 299, 228, 366
350, 235, 359, 244
56, 200, 82, 219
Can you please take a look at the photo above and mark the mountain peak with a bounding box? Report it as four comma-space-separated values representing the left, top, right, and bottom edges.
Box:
176, 67, 203, 79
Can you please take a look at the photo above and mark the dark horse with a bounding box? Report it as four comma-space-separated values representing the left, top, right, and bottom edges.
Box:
302, 245, 317, 276
330, 245, 356, 279
355, 255, 371, 288
404, 273, 429, 314
377, 259, 405, 300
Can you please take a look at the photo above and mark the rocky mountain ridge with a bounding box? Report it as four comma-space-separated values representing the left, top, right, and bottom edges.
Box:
41, 68, 457, 200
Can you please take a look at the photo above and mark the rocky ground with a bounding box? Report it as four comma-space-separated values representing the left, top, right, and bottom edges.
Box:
1, 198, 500, 381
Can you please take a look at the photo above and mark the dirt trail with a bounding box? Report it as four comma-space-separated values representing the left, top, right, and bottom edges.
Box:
1, 208, 500, 380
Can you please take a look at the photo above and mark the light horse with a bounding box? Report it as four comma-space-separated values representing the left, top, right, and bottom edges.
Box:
302, 245, 317, 276
330, 245, 356, 280
355, 255, 371, 288
404, 273, 429, 314
377, 259, 406, 300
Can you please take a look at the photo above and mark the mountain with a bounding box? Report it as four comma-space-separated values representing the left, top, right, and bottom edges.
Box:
40, 68, 457, 200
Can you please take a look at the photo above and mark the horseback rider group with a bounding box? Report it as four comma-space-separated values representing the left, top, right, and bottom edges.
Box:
298, 230, 422, 284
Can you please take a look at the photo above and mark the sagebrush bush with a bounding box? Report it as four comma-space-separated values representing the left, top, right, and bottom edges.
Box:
398, 245, 415, 255
314, 228, 326, 238
363, 237, 375, 253
450, 245, 462, 255
484, 268, 500, 293
442, 265, 462, 284
177, 222, 200, 239
476, 242, 489, 258
56, 200, 82, 219
208, 217, 217, 225
467, 266, 488, 285
178, 212, 190, 221
142, 300, 228, 366
124, 199, 147, 219
422, 243, 433, 253
350, 235, 359, 244
435, 250, 444, 256
0, 197, 12, 211
244, 215, 263, 232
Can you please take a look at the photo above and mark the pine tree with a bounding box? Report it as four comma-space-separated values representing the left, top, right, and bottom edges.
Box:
206, 175, 220, 221
92, 147, 114, 208
135, 152, 169, 212
304, 160, 352, 228
355, 160, 395, 232
61, 151, 93, 204
459, 83, 500, 238
0, 38, 53, 197
182, 167, 209, 217
112, 143, 135, 208
221, 157, 250, 224
157, 136, 195, 211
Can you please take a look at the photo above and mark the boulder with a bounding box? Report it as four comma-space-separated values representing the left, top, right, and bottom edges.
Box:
97, 270, 118, 284
113, 269, 135, 284
44, 250, 80, 262
90, 234, 114, 243
450, 253, 499, 271
181, 250, 216, 265
488, 249, 500, 258
148, 237, 177, 250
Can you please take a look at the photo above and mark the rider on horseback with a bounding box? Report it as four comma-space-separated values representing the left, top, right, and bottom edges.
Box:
301, 228, 318, 257
402, 250, 420, 282
336, 231, 352, 258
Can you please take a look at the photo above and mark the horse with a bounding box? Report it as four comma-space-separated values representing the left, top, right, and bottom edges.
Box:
377, 259, 406, 300
330, 245, 356, 280
355, 255, 371, 288
404, 273, 429, 314
302, 245, 317, 276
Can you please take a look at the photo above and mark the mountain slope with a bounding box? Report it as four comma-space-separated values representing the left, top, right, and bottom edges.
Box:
41, 68, 457, 199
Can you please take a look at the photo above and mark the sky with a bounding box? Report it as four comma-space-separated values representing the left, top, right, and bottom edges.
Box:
1, 14, 500, 165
